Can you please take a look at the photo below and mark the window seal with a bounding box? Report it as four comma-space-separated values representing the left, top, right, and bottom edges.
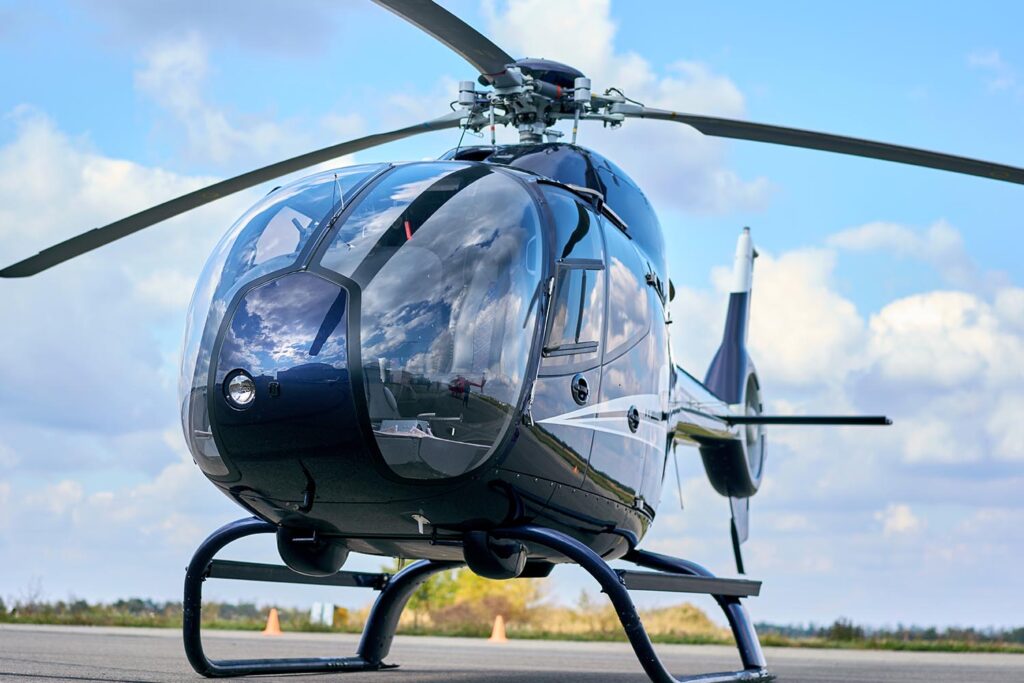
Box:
536, 177, 630, 235
543, 341, 599, 358
557, 257, 605, 270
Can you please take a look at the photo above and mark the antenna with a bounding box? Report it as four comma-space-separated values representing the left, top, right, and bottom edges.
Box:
333, 173, 345, 212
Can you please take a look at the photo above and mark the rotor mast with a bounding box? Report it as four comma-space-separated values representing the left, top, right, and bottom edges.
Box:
456, 65, 591, 144
455, 65, 640, 144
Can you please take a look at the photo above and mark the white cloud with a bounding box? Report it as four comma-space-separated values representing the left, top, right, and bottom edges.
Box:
827, 220, 1001, 292
484, 0, 772, 213
875, 503, 922, 537
986, 393, 1024, 461
768, 513, 813, 532
746, 248, 867, 385
134, 33, 314, 166
867, 290, 1024, 389
954, 507, 1023, 536
0, 109, 252, 433
27, 480, 85, 517
0, 441, 18, 469
671, 224, 1024, 472
674, 246, 867, 386
1, 440, 243, 600
134, 268, 198, 310
901, 416, 981, 464
0, 106, 211, 246
967, 49, 1018, 93
994, 287, 1024, 332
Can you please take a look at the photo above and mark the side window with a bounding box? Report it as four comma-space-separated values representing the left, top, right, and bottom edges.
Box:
545, 265, 602, 356
603, 217, 651, 358
541, 188, 605, 368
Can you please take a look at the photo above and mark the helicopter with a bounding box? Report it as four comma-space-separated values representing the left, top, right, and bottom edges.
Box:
4, 1, 1023, 682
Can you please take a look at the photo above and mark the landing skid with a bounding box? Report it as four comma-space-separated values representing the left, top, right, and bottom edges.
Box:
494, 525, 772, 682
182, 517, 772, 681
182, 517, 458, 677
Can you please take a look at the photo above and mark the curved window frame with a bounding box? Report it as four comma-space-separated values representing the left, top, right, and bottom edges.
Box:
542, 259, 605, 359
180, 163, 391, 482
305, 162, 551, 485
536, 184, 610, 378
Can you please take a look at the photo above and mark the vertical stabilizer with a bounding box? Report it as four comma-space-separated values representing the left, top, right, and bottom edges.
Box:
704, 227, 756, 404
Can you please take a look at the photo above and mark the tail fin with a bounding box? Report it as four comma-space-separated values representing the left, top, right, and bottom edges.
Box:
704, 227, 757, 404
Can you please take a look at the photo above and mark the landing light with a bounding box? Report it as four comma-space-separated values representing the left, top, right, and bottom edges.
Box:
225, 371, 256, 408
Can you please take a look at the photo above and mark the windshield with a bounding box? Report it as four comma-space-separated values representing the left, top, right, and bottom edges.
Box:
319, 163, 543, 479
178, 164, 385, 476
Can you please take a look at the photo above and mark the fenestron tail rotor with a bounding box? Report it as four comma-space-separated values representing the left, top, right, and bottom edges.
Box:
0, 111, 465, 278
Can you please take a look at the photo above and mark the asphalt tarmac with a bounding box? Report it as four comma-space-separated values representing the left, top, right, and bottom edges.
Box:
1, 624, 1022, 682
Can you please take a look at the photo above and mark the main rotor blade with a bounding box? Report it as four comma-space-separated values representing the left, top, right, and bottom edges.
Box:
0, 112, 463, 278
373, 0, 516, 86
616, 104, 1024, 186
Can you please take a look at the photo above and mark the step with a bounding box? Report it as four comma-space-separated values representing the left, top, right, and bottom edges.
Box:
616, 569, 761, 597
206, 559, 388, 590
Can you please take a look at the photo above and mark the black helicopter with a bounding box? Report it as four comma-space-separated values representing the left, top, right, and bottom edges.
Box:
4, 1, 1023, 681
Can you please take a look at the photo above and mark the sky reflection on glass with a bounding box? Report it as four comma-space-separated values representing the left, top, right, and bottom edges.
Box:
331, 165, 543, 478
178, 165, 382, 474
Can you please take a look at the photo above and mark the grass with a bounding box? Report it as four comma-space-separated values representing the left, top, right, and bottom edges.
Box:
2, 598, 1021, 654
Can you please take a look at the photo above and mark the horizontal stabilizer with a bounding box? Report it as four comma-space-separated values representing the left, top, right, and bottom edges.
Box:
721, 415, 891, 426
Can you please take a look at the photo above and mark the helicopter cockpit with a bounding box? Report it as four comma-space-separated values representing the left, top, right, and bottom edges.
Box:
179, 161, 543, 485
317, 162, 542, 479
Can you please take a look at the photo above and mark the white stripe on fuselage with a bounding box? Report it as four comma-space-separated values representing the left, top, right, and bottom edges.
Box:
538, 394, 666, 449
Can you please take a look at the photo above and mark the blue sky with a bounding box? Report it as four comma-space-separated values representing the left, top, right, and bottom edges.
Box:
0, 0, 1021, 630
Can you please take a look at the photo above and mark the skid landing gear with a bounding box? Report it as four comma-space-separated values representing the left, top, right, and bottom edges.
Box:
492, 526, 772, 683
183, 518, 772, 681
182, 517, 459, 677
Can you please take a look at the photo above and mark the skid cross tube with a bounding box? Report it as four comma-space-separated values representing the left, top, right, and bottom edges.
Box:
182, 517, 460, 677
493, 525, 772, 683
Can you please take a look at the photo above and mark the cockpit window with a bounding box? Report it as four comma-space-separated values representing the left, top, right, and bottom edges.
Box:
217, 168, 379, 297
320, 163, 543, 480
320, 162, 476, 284
604, 218, 652, 358
178, 164, 384, 476
540, 187, 605, 369
545, 266, 603, 355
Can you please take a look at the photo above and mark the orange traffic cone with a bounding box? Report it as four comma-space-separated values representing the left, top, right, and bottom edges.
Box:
262, 608, 282, 636
488, 614, 507, 643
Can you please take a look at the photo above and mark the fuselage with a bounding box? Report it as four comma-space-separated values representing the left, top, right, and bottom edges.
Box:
179, 143, 742, 565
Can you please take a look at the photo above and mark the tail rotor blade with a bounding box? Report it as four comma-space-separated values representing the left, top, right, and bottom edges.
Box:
671, 444, 684, 510
730, 497, 749, 575
614, 104, 1024, 186
0, 112, 463, 278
